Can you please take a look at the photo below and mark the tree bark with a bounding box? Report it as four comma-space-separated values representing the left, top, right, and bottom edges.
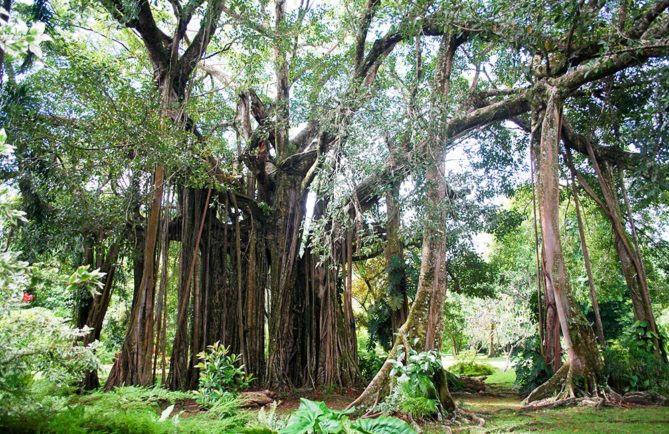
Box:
526, 88, 602, 402
385, 183, 408, 339
531, 106, 562, 372
578, 140, 667, 361
168, 188, 208, 390
267, 174, 309, 387
105, 165, 165, 389
565, 149, 605, 346
79, 242, 121, 389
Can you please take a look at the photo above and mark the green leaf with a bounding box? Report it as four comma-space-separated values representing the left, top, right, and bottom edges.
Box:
351, 416, 416, 434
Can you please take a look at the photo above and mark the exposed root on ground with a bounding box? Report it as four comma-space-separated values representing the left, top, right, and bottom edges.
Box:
432, 408, 486, 429
523, 364, 668, 410
523, 362, 607, 407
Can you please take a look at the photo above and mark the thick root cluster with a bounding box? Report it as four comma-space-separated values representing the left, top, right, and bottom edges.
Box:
522, 363, 610, 410
522, 362, 668, 410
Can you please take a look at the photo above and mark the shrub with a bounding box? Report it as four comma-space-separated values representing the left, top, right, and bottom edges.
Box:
195, 341, 253, 406
398, 396, 438, 419
449, 361, 495, 377
604, 322, 669, 395
358, 348, 386, 382
279, 398, 415, 434
0, 386, 250, 433
0, 307, 97, 414
512, 335, 553, 396
377, 349, 448, 419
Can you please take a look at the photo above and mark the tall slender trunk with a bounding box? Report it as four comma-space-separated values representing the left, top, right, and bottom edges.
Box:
168, 188, 208, 390
385, 183, 408, 338
531, 107, 561, 372
350, 33, 460, 411
106, 165, 165, 389
583, 147, 666, 361
526, 88, 602, 402
243, 212, 267, 384
565, 149, 605, 346
349, 141, 455, 411
80, 242, 121, 389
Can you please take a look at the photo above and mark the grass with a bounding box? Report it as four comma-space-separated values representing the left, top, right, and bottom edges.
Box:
463, 406, 669, 433
3, 364, 668, 433
427, 357, 669, 433
0, 386, 252, 434
484, 367, 515, 387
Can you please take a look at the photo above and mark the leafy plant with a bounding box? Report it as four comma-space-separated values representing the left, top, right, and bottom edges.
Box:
512, 335, 553, 396
378, 348, 446, 419
603, 323, 669, 395
196, 341, 253, 405
358, 347, 385, 382
280, 399, 415, 434
450, 361, 495, 377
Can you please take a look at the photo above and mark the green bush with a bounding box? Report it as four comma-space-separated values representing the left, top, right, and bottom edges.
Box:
279, 398, 415, 434
358, 348, 386, 382
604, 322, 669, 395
398, 396, 437, 419
512, 335, 553, 396
377, 349, 447, 419
195, 341, 253, 406
449, 361, 495, 377
0, 307, 98, 414
0, 386, 250, 433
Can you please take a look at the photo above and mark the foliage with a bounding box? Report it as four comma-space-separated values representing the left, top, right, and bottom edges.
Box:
0, 307, 97, 413
377, 349, 446, 419
357, 346, 386, 382
251, 401, 285, 432
512, 335, 553, 397
196, 341, 253, 405
0, 173, 101, 415
0, 18, 51, 59
450, 361, 495, 377
603, 322, 669, 395
0, 386, 249, 433
280, 399, 414, 434
398, 396, 437, 420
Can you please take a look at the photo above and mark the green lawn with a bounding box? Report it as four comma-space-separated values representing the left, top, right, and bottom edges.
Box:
426, 356, 669, 433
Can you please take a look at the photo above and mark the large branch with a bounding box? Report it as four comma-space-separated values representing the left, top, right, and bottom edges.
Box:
177, 0, 225, 90
554, 40, 669, 92
628, 0, 669, 39
512, 116, 643, 169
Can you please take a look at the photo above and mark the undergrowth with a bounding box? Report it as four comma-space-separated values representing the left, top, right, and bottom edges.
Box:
0, 385, 250, 433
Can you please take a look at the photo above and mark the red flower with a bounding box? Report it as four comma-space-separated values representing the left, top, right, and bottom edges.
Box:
22, 292, 34, 303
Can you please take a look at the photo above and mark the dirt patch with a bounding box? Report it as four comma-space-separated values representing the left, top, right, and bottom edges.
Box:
157, 398, 202, 418
271, 388, 362, 413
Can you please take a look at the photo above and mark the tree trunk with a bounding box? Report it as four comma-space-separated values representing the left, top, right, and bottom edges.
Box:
105, 165, 165, 389
80, 242, 121, 389
531, 106, 562, 372
385, 184, 409, 338
349, 142, 455, 411
267, 174, 308, 388
565, 149, 605, 346
581, 145, 666, 361
168, 188, 208, 390
526, 88, 602, 403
